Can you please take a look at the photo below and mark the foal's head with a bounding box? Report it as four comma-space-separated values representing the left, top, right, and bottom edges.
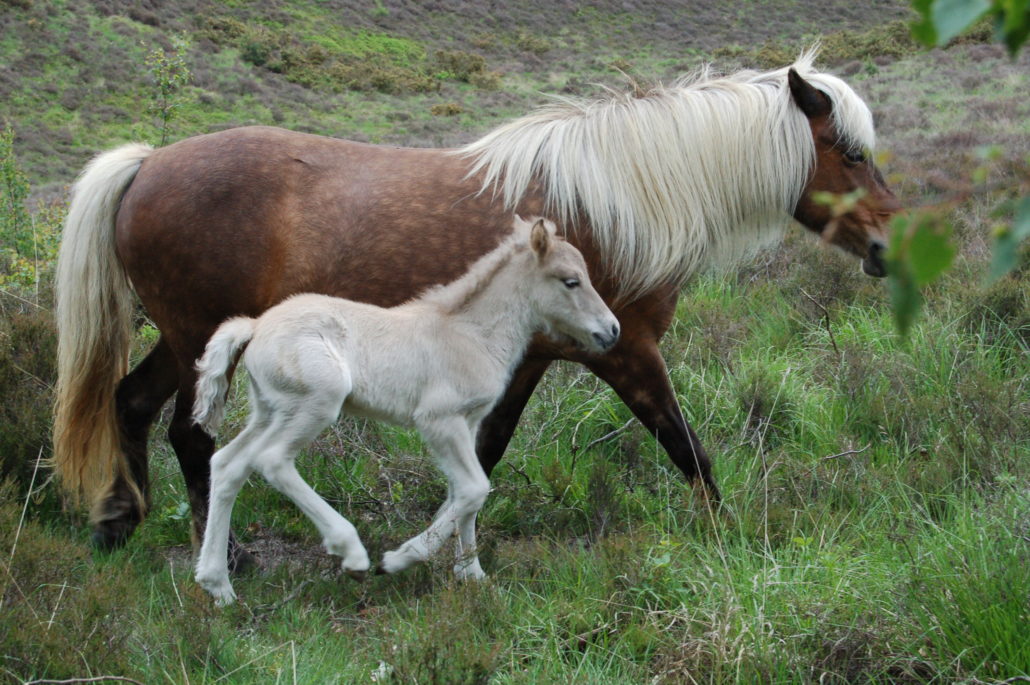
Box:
516, 217, 620, 354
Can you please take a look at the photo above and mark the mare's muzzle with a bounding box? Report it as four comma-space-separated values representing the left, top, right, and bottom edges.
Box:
862, 240, 887, 278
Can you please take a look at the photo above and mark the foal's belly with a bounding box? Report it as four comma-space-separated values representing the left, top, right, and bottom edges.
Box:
340, 397, 415, 428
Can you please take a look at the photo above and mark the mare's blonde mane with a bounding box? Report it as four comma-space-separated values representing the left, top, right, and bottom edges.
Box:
460, 51, 876, 301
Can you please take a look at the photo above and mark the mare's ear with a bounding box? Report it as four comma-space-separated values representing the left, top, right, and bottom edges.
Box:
788, 68, 831, 119
530, 218, 551, 260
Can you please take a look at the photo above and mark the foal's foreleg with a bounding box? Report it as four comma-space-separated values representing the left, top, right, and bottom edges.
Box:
380, 417, 489, 577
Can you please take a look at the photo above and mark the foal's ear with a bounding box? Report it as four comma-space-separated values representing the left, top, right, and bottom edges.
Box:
788, 68, 831, 119
530, 218, 551, 260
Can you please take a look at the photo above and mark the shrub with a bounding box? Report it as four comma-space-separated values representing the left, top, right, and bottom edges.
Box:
468, 69, 502, 90
430, 102, 464, 117
516, 31, 551, 55
0, 295, 57, 487
434, 49, 486, 81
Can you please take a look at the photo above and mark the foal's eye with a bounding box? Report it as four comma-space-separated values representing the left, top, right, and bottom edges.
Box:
562, 278, 580, 289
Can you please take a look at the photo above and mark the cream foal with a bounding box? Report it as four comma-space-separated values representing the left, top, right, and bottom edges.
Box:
191, 217, 620, 604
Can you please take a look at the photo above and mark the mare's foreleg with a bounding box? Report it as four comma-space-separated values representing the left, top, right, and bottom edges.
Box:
476, 358, 552, 476
584, 340, 721, 503
93, 338, 178, 549
381, 416, 489, 577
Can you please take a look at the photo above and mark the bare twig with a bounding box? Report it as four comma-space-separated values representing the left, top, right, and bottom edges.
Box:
9, 447, 44, 562
823, 444, 870, 461
256, 579, 313, 616
580, 418, 634, 453
800, 287, 839, 355
0, 287, 45, 309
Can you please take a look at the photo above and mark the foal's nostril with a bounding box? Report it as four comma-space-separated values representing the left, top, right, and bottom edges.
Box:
592, 323, 620, 351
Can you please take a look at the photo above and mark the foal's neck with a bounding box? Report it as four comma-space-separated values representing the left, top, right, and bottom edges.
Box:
418, 240, 536, 364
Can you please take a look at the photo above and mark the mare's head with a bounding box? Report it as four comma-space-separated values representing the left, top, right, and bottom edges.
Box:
788, 69, 901, 277
516, 217, 620, 354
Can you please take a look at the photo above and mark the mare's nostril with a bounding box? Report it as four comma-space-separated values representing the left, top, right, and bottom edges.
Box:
611, 323, 620, 339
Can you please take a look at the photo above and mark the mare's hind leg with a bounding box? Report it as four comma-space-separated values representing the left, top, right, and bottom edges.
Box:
92, 338, 178, 550
168, 372, 256, 572
583, 340, 721, 503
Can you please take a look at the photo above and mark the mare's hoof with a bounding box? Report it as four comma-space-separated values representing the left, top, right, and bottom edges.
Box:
374, 565, 388, 576
345, 568, 368, 582
90, 519, 136, 551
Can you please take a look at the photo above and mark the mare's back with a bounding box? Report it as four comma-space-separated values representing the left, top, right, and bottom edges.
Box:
114, 126, 531, 345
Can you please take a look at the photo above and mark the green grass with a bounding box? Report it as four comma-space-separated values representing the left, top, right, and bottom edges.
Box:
7, 244, 1024, 682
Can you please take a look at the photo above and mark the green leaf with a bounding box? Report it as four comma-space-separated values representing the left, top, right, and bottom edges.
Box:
998, 0, 1030, 54
932, 0, 992, 44
886, 215, 923, 336
911, 0, 939, 44
907, 215, 957, 285
888, 264, 922, 336
987, 194, 1030, 283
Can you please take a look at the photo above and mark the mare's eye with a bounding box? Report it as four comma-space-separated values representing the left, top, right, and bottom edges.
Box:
563, 278, 580, 289
844, 148, 866, 165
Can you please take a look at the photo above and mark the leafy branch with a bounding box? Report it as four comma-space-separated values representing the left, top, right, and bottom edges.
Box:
886, 0, 1030, 334
143, 36, 194, 146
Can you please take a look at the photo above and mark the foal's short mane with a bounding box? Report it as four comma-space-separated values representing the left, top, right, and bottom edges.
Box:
460, 50, 876, 301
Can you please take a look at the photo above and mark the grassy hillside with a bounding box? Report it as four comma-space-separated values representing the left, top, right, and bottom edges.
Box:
1, 0, 918, 189
1, 1, 1028, 683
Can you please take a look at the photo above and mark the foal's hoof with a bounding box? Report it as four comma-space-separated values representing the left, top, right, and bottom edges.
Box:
345, 568, 368, 582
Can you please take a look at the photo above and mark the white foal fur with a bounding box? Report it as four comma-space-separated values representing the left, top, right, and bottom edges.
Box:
192, 217, 620, 604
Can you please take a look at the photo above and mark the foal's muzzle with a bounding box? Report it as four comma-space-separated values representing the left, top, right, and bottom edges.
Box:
592, 322, 621, 352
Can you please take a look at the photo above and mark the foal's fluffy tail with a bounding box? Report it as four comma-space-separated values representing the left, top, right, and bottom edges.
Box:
54, 142, 152, 509
192, 317, 256, 434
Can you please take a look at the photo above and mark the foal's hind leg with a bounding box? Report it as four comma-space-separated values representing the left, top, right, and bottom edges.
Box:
93, 338, 178, 550
253, 408, 371, 580
168, 372, 256, 572
195, 422, 262, 605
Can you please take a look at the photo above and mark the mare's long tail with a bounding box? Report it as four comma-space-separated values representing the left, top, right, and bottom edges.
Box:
192, 317, 256, 434
54, 143, 152, 511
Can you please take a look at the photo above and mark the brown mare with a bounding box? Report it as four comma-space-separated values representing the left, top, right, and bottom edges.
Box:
54, 57, 900, 565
